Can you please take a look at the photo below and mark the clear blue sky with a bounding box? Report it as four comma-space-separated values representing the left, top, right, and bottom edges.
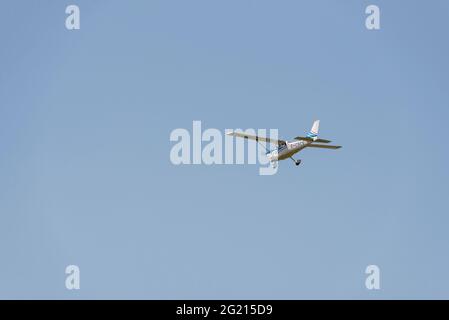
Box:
1, 0, 449, 299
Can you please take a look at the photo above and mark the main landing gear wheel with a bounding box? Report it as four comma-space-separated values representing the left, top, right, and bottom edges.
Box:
290, 157, 302, 166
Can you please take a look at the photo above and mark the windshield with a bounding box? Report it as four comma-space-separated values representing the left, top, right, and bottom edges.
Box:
266, 145, 286, 154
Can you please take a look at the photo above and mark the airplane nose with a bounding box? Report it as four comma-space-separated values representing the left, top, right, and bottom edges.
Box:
267, 151, 277, 161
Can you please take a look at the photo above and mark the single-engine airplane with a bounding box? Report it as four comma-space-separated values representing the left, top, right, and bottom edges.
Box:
226, 120, 341, 167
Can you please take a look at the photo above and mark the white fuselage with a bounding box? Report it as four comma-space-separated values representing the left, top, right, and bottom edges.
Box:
267, 140, 311, 161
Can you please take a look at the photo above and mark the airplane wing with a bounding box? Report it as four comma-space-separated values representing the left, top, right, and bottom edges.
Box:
294, 136, 332, 143
306, 144, 342, 149
226, 131, 286, 146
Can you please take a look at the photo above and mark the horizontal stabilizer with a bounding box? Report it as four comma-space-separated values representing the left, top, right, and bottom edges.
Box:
307, 144, 342, 149
295, 136, 331, 143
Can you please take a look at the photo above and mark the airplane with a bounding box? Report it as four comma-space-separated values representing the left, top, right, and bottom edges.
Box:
226, 120, 341, 167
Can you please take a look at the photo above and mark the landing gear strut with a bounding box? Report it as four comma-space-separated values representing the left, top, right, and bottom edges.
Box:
290, 157, 301, 166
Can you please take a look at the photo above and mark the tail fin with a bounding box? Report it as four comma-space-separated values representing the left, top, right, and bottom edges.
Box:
307, 120, 320, 138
